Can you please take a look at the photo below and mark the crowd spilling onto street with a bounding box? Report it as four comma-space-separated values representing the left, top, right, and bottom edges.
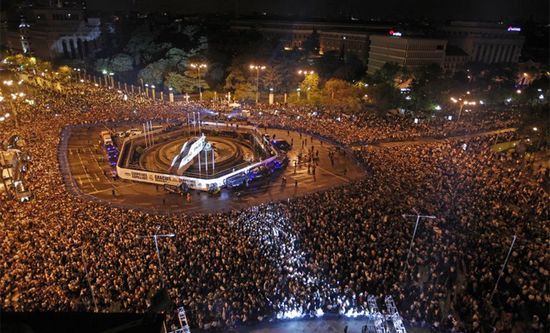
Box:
0, 74, 547, 333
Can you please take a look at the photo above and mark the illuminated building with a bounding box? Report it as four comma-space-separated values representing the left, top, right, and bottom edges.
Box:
0, 0, 101, 61
230, 19, 391, 59
367, 34, 447, 74
441, 21, 525, 64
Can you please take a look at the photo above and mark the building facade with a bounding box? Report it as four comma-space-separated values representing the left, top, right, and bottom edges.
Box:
367, 35, 447, 75
230, 19, 390, 60
441, 21, 525, 64
443, 45, 469, 73
1, 1, 101, 61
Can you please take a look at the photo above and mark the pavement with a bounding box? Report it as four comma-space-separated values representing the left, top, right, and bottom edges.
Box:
65, 125, 366, 214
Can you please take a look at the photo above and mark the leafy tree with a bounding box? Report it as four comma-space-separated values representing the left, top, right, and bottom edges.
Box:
299, 73, 321, 104
234, 82, 256, 101
138, 59, 169, 85
205, 62, 226, 90
224, 66, 248, 92
408, 63, 445, 112
165, 48, 188, 71
182, 66, 210, 93
93, 58, 111, 73
164, 72, 190, 93
299, 72, 320, 94
322, 79, 363, 111
109, 53, 134, 72
373, 62, 402, 85
124, 26, 171, 66
368, 82, 401, 110
261, 65, 283, 92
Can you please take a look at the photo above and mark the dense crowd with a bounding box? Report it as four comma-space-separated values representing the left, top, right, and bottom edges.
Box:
0, 72, 548, 333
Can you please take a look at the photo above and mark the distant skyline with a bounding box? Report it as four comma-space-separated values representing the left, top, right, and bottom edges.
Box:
86, 0, 549, 22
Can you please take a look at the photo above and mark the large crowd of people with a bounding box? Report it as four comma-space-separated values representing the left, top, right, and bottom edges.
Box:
0, 70, 547, 333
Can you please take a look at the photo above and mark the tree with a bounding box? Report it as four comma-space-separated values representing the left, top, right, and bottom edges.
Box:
322, 79, 363, 111
224, 66, 248, 92
164, 72, 190, 93
138, 59, 169, 85
299, 73, 321, 103
368, 82, 401, 110
165, 48, 188, 71
109, 53, 134, 72
261, 65, 283, 92
124, 26, 171, 66
374, 62, 402, 85
182, 66, 210, 93
234, 82, 256, 101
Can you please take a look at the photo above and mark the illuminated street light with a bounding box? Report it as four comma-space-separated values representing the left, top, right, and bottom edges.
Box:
249, 64, 266, 103
539, 94, 544, 100
190, 63, 207, 101
516, 89, 522, 94
434, 105, 442, 111
297, 69, 315, 100
533, 127, 538, 132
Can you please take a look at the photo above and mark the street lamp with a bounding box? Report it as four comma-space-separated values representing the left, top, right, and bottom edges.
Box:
138, 226, 175, 287
145, 83, 150, 98
151, 85, 156, 100
249, 64, 266, 103
402, 211, 436, 271
190, 63, 207, 101
101, 69, 108, 86
7, 92, 25, 128
168, 87, 174, 103
297, 69, 315, 100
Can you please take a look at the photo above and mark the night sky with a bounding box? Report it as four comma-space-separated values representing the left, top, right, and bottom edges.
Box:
86, 0, 549, 22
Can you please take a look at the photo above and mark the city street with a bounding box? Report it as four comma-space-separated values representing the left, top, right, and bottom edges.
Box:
65, 125, 366, 214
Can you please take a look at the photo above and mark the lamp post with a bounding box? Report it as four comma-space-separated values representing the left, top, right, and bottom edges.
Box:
101, 69, 108, 86
451, 96, 476, 121
145, 84, 150, 98
8, 92, 25, 128
109, 72, 114, 88
402, 210, 436, 271
297, 70, 315, 101
269, 87, 274, 105
169, 87, 174, 103
190, 63, 207, 101
489, 235, 517, 301
138, 226, 175, 287
151, 85, 156, 100
250, 64, 266, 103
